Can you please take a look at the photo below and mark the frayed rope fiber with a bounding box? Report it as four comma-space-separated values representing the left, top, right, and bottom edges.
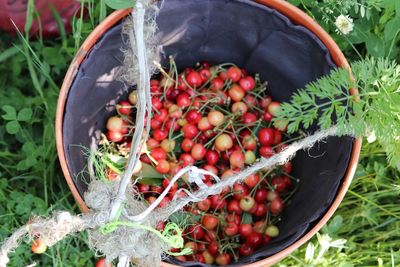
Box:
0, 0, 350, 266
0, 126, 344, 267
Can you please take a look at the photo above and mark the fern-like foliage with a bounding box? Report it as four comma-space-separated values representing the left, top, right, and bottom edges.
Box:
274, 58, 400, 167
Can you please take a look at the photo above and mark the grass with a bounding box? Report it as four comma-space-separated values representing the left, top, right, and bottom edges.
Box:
0, 1, 399, 266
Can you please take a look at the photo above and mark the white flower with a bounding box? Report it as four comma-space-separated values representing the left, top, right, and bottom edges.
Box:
335, 14, 354, 35
366, 128, 376, 143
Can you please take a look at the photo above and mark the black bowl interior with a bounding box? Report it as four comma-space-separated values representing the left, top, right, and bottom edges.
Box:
62, 0, 353, 266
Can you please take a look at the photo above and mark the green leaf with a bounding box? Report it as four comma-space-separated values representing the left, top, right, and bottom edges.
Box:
365, 35, 385, 57
241, 212, 253, 224
384, 17, 400, 41
5, 121, 20, 134
17, 108, 33, 122
2, 105, 17, 120
139, 163, 163, 179
24, 0, 35, 33
42, 47, 66, 67
104, 0, 136, 10
136, 177, 162, 186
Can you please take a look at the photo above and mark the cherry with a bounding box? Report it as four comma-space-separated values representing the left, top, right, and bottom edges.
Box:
106, 116, 124, 132
273, 129, 282, 145
185, 110, 202, 124
160, 139, 176, 153
204, 230, 217, 243
239, 224, 253, 238
229, 150, 245, 169
208, 241, 219, 256
138, 184, 150, 193
197, 198, 211, 212
270, 197, 284, 215
239, 76, 255, 91
176, 93, 191, 108
180, 153, 195, 166
194, 253, 206, 263
177, 76, 188, 91
283, 175, 293, 189
258, 128, 275, 146
152, 97, 163, 110
255, 188, 268, 203
210, 194, 227, 210
207, 110, 225, 126
117, 100, 131, 115
165, 118, 180, 132
264, 235, 272, 245
254, 203, 268, 217
268, 101, 282, 116
184, 241, 198, 253
156, 159, 170, 174
253, 221, 265, 234
186, 71, 203, 88
246, 232, 263, 248
233, 183, 249, 200
189, 224, 205, 240
106, 131, 123, 142
215, 134, 233, 151
199, 69, 211, 83
242, 112, 258, 124
191, 143, 207, 160
265, 225, 279, 238
259, 96, 272, 109
151, 118, 162, 130
228, 84, 245, 102
224, 222, 239, 236
239, 243, 254, 256
181, 138, 194, 152
227, 66, 242, 82
271, 176, 287, 192
153, 128, 168, 141
259, 146, 275, 158
244, 173, 260, 188
226, 213, 241, 226
95, 258, 111, 267
201, 214, 219, 230
240, 196, 256, 212
227, 199, 242, 215
262, 111, 273, 122
202, 250, 215, 264
153, 108, 168, 122
215, 253, 231, 266
231, 101, 248, 114
150, 147, 167, 161
282, 161, 293, 173
162, 178, 178, 192
182, 124, 199, 139
267, 190, 279, 202
151, 185, 163, 194
198, 117, 213, 131
210, 77, 224, 91
205, 150, 219, 165
242, 135, 257, 150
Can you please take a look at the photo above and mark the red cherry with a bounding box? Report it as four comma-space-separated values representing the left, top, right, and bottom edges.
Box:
176, 93, 191, 108
233, 183, 249, 200
267, 190, 280, 202
226, 213, 241, 225
201, 214, 219, 230
181, 138, 194, 152
240, 196, 256, 212
242, 112, 257, 124
259, 146, 275, 158
150, 147, 167, 160
186, 71, 203, 88
151, 185, 163, 194
264, 235, 272, 245
205, 150, 219, 165
177, 76, 188, 91
199, 69, 211, 83
210, 77, 224, 91
197, 198, 211, 212
227, 66, 242, 82
271, 176, 287, 192
179, 153, 195, 166
215, 253, 231, 265
242, 135, 257, 150
189, 224, 205, 240
156, 159, 170, 174
239, 76, 255, 91
259, 96, 272, 109
208, 241, 219, 256
191, 143, 207, 160
273, 129, 282, 145
227, 199, 242, 215
254, 203, 268, 217
224, 222, 239, 236
117, 100, 131, 115
239, 224, 253, 238
246, 232, 263, 248
106, 131, 123, 142
244, 173, 260, 188
262, 111, 273, 122
258, 128, 275, 146
138, 184, 149, 193
185, 110, 202, 124
270, 197, 284, 215
255, 188, 268, 203
151, 118, 162, 130
153, 108, 168, 122
198, 117, 213, 131
210, 194, 227, 210
239, 243, 254, 256
182, 124, 199, 139
228, 84, 245, 102
229, 150, 245, 169
152, 97, 162, 110
282, 161, 293, 173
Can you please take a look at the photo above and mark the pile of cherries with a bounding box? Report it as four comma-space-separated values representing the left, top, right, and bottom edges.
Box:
101, 60, 297, 265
